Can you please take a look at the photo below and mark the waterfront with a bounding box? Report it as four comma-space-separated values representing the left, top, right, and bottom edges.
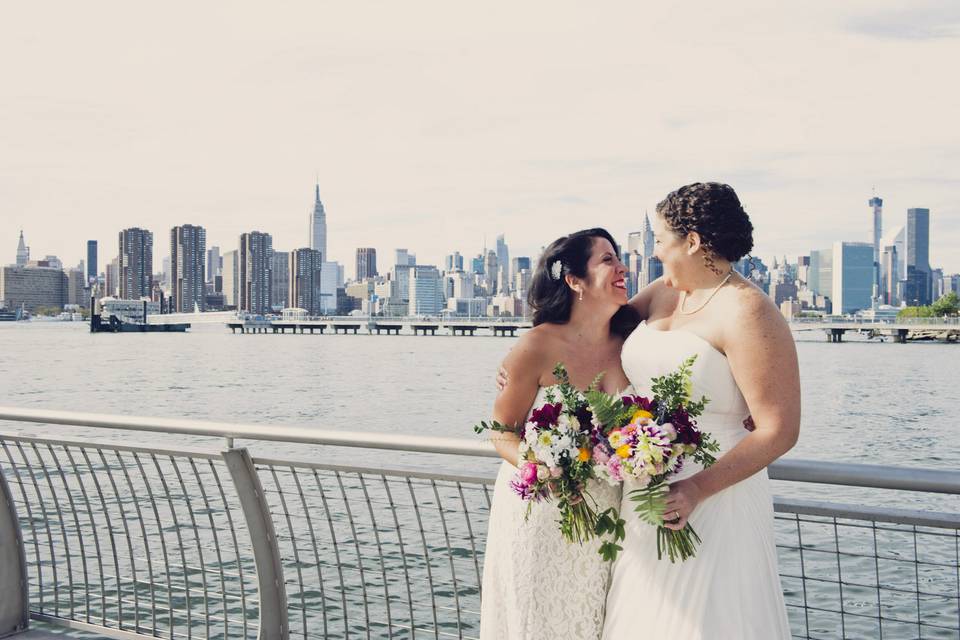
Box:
1, 321, 958, 508
1, 321, 959, 639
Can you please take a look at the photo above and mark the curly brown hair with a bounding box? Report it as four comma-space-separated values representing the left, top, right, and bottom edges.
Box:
655, 182, 754, 262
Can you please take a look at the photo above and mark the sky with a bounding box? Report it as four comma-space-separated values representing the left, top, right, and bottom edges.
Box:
2, 1, 959, 277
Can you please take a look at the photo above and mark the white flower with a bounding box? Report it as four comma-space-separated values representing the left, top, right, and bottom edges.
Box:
550, 260, 563, 280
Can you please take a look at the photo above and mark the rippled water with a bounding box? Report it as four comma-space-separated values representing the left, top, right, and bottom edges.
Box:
2, 322, 957, 470
2, 322, 958, 638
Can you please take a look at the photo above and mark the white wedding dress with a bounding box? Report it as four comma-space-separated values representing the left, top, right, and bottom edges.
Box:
603, 323, 790, 639
481, 386, 624, 640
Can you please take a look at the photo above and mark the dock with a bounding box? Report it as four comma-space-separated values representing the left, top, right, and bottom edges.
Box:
225, 316, 532, 337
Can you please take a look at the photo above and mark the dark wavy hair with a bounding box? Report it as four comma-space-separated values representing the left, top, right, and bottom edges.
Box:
656, 182, 754, 262
528, 228, 639, 338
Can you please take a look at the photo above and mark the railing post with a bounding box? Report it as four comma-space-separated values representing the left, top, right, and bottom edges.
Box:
0, 469, 29, 638
222, 449, 289, 640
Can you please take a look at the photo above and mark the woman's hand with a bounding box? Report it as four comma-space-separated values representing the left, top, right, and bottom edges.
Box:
496, 366, 509, 392
662, 478, 705, 531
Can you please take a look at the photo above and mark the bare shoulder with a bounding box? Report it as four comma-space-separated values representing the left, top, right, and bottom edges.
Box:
502, 324, 556, 376
720, 276, 791, 343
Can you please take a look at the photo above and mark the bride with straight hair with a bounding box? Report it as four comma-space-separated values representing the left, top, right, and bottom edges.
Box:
480, 228, 638, 640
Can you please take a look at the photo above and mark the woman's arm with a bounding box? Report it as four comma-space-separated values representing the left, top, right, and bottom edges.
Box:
626, 277, 665, 320
664, 291, 800, 529
490, 332, 549, 466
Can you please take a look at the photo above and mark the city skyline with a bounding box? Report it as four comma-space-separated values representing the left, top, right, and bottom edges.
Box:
2, 2, 958, 274
6, 186, 956, 285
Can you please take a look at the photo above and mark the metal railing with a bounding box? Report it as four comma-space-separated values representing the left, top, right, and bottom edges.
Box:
0, 407, 958, 640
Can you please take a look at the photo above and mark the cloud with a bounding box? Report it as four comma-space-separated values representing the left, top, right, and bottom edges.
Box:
846, 3, 960, 40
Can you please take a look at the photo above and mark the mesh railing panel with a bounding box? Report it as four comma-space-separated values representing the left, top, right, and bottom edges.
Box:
0, 436, 260, 639
776, 512, 960, 639
255, 461, 491, 640
0, 435, 957, 639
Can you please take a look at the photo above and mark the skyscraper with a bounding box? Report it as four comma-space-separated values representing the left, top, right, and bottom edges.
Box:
271, 251, 289, 309
222, 250, 238, 308
239, 231, 273, 315
485, 250, 499, 294
808, 248, 833, 299
310, 184, 327, 261
289, 248, 324, 315
170, 224, 206, 312
831, 242, 873, 315
626, 214, 661, 294
445, 252, 464, 272
512, 256, 531, 274
410, 265, 444, 315
16, 231, 29, 266
119, 228, 153, 299
880, 244, 899, 305
496, 235, 510, 285
356, 248, 377, 280
395, 249, 415, 267
86, 240, 98, 284
904, 208, 931, 305
868, 196, 882, 292
206, 246, 221, 283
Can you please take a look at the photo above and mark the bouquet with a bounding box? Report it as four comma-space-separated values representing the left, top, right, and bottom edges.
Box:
585, 355, 719, 562
475, 363, 626, 561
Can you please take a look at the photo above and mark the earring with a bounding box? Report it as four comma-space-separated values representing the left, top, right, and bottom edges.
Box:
578, 289, 583, 301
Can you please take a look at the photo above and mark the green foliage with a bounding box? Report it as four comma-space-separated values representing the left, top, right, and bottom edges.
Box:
649, 355, 709, 419
931, 292, 960, 316
897, 293, 959, 319
629, 482, 670, 526
595, 507, 626, 562
584, 388, 632, 430
897, 306, 935, 320
473, 420, 518, 435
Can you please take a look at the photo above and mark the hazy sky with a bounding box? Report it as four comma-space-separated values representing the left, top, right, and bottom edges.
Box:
3, 1, 959, 276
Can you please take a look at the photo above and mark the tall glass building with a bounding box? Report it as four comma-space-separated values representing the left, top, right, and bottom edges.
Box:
831, 242, 874, 315
905, 208, 931, 305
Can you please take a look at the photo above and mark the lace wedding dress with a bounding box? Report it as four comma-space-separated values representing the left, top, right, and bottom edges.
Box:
603, 323, 790, 639
480, 386, 624, 640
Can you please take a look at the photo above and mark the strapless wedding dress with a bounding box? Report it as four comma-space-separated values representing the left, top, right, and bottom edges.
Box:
603, 324, 790, 639
481, 386, 625, 640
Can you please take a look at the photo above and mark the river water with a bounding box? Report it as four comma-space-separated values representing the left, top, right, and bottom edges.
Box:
2, 321, 958, 638
1, 321, 957, 509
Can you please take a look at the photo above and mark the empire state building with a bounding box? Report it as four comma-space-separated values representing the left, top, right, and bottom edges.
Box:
310, 184, 327, 261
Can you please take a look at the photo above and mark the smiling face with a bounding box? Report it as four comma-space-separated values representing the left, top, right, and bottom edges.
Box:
651, 212, 696, 289
572, 237, 628, 307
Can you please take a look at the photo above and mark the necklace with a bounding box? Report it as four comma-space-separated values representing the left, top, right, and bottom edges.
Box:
678, 269, 734, 315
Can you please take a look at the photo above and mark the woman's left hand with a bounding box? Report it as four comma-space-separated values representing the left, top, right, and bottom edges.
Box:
662, 478, 705, 531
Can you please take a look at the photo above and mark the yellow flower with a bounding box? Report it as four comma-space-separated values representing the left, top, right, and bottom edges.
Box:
631, 409, 653, 422
578, 448, 590, 462
616, 444, 632, 459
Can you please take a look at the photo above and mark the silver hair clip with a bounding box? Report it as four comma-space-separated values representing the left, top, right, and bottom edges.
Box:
550, 260, 563, 280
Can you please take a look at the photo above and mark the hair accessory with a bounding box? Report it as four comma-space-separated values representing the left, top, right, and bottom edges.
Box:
550, 260, 563, 280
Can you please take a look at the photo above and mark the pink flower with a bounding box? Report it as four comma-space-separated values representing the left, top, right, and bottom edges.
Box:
520, 462, 538, 485
606, 456, 624, 482
550, 466, 563, 479
592, 446, 611, 465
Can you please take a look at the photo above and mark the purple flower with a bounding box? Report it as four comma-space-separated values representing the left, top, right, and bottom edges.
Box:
510, 479, 546, 501
670, 408, 703, 447
623, 395, 656, 413
574, 405, 594, 432
530, 402, 562, 428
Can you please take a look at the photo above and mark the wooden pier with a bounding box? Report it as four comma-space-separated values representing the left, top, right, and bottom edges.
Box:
226, 316, 531, 337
